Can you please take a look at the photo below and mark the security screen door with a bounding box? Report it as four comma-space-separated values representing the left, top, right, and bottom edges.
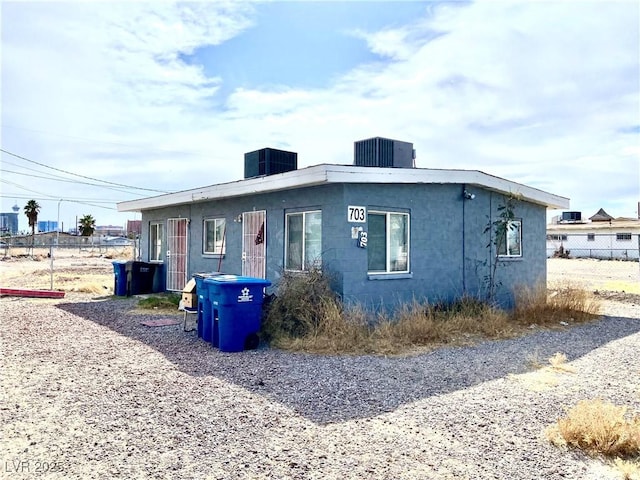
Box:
166, 218, 188, 291
242, 211, 266, 278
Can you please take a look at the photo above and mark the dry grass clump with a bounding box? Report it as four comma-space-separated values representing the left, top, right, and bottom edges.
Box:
52, 273, 113, 294
614, 458, 640, 480
370, 299, 512, 354
514, 352, 576, 392
274, 301, 373, 353
106, 246, 135, 260
547, 352, 576, 373
546, 399, 640, 461
71, 282, 111, 294
262, 269, 342, 341
525, 350, 576, 372
263, 272, 601, 355
512, 282, 599, 326
262, 269, 514, 355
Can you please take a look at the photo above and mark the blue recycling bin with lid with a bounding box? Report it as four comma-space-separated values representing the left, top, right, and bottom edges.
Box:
204, 275, 271, 352
112, 261, 128, 296
193, 272, 223, 342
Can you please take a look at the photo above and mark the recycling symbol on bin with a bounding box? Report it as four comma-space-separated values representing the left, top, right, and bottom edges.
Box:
237, 287, 253, 303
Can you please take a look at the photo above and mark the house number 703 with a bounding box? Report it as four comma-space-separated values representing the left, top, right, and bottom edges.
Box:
358, 231, 368, 248
348, 206, 366, 223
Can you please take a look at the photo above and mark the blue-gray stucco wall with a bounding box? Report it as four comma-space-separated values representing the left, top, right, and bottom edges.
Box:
138, 182, 547, 311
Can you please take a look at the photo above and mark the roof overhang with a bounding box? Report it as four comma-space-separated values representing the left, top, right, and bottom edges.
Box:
117, 164, 569, 212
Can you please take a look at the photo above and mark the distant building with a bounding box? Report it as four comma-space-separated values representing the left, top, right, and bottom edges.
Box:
37, 220, 59, 233
547, 208, 640, 260
95, 225, 125, 236
102, 236, 133, 246
0, 204, 20, 235
127, 220, 142, 236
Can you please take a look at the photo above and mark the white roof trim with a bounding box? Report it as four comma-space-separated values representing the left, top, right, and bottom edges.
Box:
117, 164, 569, 212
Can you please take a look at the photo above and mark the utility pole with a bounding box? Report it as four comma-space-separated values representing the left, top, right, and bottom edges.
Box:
50, 199, 63, 290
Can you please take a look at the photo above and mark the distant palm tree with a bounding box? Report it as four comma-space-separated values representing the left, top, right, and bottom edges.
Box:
24, 200, 41, 248
78, 214, 96, 237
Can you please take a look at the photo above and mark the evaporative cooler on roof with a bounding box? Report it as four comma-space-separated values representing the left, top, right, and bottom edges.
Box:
244, 148, 298, 179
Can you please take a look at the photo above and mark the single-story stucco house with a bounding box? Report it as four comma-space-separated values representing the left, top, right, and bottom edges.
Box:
117, 138, 569, 310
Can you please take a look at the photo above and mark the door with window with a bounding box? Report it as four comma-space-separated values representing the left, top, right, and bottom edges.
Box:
242, 211, 266, 278
166, 218, 189, 291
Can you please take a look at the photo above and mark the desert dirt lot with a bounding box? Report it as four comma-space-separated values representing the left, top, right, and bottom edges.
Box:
0, 249, 126, 293
1, 253, 639, 479
547, 257, 640, 295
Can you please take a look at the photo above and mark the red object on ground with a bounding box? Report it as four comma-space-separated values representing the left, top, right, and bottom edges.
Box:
0, 288, 65, 299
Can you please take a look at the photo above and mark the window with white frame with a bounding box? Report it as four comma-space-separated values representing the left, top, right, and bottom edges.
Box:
616, 233, 632, 241
149, 222, 164, 262
203, 218, 226, 255
587, 233, 595, 241
285, 211, 322, 270
367, 211, 410, 273
498, 220, 522, 257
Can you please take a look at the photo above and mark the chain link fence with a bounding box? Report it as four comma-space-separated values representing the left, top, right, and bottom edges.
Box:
0, 240, 137, 259
547, 233, 640, 294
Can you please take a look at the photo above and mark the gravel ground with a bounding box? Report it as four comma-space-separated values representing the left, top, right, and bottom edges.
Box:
1, 291, 639, 479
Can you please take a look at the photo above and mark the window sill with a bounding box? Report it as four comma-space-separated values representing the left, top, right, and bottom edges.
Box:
368, 272, 413, 280
497, 256, 522, 261
202, 253, 225, 259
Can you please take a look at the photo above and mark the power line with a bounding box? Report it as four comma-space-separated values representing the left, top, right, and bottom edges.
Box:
1, 178, 55, 198
0, 148, 173, 194
0, 194, 118, 204
0, 180, 117, 210
1, 167, 148, 197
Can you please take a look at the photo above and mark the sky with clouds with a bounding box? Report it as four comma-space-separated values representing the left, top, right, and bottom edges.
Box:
1, 0, 638, 233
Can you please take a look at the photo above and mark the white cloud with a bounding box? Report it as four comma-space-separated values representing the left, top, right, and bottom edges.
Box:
2, 2, 259, 227
2, 0, 639, 230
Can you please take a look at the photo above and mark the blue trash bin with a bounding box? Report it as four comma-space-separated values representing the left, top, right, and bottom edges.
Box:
193, 273, 223, 342
112, 261, 128, 296
204, 275, 272, 352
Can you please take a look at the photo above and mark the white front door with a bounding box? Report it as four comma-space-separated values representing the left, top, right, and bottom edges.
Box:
166, 218, 188, 291
242, 211, 266, 278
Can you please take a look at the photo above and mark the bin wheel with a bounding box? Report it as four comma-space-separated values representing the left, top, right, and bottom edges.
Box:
244, 333, 259, 350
